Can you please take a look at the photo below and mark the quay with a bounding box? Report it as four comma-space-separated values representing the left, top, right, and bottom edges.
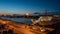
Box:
0, 18, 54, 34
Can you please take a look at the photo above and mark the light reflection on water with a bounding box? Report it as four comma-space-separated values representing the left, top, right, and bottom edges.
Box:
0, 17, 32, 24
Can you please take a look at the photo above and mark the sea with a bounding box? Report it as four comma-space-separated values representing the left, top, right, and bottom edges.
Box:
0, 17, 32, 24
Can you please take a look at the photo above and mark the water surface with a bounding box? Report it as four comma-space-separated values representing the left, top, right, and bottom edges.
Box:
0, 17, 32, 24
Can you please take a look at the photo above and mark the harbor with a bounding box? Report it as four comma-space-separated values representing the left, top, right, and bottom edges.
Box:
0, 0, 60, 34
0, 15, 60, 34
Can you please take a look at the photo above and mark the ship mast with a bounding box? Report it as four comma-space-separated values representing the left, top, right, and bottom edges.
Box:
44, 9, 48, 15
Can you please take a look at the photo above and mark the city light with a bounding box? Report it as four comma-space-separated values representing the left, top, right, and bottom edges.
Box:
26, 13, 30, 16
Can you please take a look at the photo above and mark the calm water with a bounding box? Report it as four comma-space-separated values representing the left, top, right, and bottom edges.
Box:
0, 17, 32, 24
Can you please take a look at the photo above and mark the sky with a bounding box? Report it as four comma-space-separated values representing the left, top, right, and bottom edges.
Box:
0, 0, 60, 14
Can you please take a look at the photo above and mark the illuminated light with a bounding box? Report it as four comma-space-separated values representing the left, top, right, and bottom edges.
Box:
41, 29, 46, 32
40, 16, 52, 21
32, 27, 36, 29
2, 21, 8, 24
26, 13, 30, 16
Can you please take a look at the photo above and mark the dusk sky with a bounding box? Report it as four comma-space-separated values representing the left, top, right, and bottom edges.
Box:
0, 0, 60, 14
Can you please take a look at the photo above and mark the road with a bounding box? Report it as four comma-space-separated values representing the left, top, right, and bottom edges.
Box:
0, 18, 54, 34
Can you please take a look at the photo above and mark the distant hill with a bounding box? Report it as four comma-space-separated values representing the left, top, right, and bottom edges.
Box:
34, 12, 60, 15
34, 12, 40, 14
